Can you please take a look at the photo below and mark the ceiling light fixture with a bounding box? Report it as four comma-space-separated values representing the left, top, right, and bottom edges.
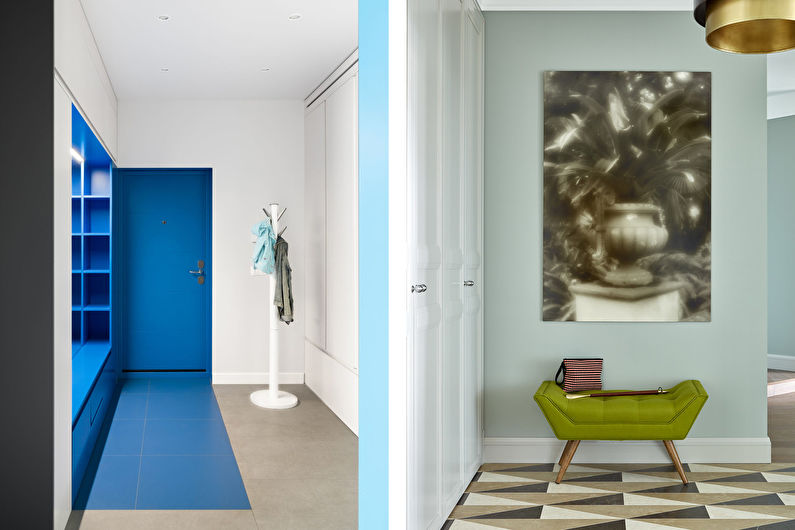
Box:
157, 15, 170, 22
288, 13, 302, 20
70, 148, 84, 164
260, 67, 271, 72
160, 67, 169, 72
694, 0, 795, 54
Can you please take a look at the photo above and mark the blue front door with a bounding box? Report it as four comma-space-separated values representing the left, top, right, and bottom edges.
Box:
119, 169, 211, 372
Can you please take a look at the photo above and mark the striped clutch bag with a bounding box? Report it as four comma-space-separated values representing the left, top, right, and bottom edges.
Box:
555, 358, 603, 392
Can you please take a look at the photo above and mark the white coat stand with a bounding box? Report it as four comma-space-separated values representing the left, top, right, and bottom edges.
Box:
250, 202, 298, 409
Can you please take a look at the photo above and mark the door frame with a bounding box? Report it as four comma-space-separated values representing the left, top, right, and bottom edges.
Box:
114, 167, 213, 377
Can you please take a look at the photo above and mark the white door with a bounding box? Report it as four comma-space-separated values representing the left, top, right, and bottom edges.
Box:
461, 0, 484, 475
326, 75, 359, 371
305, 102, 327, 350
441, 0, 464, 510
407, 0, 483, 528
408, 0, 443, 528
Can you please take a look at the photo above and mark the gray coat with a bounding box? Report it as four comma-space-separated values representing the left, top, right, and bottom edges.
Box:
274, 236, 294, 324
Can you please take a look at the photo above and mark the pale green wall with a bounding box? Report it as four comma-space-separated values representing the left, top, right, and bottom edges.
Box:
484, 12, 767, 438
768, 116, 795, 358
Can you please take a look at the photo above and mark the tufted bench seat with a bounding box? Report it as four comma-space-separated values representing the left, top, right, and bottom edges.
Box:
534, 380, 708, 484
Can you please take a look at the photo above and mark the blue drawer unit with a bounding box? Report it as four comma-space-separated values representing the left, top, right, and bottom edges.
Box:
70, 104, 118, 503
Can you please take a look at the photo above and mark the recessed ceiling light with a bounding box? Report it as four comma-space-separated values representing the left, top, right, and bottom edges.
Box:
160, 67, 169, 72
157, 15, 170, 21
288, 13, 302, 20
260, 67, 271, 72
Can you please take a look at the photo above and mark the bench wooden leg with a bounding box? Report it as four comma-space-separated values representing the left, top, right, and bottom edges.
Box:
558, 440, 574, 465
555, 440, 580, 484
663, 440, 688, 484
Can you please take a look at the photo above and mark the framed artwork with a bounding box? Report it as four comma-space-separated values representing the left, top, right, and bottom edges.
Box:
543, 71, 711, 322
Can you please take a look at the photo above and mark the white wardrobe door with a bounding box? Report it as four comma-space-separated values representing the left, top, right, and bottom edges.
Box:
441, 0, 464, 509
408, 0, 443, 527
304, 102, 327, 350
325, 75, 359, 371
461, 0, 484, 476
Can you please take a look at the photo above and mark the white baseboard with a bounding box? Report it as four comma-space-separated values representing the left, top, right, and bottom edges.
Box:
768, 354, 795, 372
211, 372, 305, 385
483, 437, 771, 464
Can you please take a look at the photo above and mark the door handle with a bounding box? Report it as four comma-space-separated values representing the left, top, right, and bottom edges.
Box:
464, 280, 474, 287
190, 260, 206, 284
411, 284, 427, 293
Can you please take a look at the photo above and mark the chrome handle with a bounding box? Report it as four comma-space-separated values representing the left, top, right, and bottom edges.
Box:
411, 284, 427, 293
190, 259, 205, 275
463, 280, 474, 287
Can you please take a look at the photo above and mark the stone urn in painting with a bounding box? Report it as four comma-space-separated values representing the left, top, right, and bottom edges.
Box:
602, 203, 668, 287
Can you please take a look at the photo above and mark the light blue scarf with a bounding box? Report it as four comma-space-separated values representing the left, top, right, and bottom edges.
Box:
251, 218, 276, 274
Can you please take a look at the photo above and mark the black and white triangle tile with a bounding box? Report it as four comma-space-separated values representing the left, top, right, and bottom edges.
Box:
444, 463, 795, 529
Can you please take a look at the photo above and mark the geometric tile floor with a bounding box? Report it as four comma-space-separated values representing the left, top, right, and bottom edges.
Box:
444, 463, 795, 529
74, 378, 250, 510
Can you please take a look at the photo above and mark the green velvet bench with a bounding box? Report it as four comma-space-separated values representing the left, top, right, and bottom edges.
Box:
534, 380, 708, 485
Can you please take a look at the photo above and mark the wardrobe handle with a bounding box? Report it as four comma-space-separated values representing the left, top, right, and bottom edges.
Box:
411, 284, 427, 293
464, 281, 474, 287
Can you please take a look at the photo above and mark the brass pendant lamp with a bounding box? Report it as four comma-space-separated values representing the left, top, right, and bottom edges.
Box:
694, 0, 795, 53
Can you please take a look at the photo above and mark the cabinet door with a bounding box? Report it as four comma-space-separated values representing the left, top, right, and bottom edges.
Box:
408, 0, 444, 527
461, 0, 484, 477
305, 102, 327, 350
325, 75, 359, 371
441, 0, 464, 508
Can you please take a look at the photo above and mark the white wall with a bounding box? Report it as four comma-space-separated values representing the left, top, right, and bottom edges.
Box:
484, 12, 768, 462
55, 0, 118, 160
118, 100, 306, 381
53, 79, 73, 530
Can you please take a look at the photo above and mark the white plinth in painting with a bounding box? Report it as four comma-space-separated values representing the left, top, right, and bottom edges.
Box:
543, 71, 711, 322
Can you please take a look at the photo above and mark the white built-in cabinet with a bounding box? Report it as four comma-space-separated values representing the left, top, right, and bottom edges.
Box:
408, 0, 484, 528
304, 55, 359, 435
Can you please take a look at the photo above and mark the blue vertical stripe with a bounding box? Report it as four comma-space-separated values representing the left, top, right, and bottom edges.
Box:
358, 0, 389, 527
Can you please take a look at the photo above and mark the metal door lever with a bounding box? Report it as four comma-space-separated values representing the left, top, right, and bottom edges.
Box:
190, 259, 205, 275
464, 280, 474, 286
411, 284, 427, 293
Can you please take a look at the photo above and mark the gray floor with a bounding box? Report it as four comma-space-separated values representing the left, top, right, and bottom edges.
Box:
68, 384, 358, 530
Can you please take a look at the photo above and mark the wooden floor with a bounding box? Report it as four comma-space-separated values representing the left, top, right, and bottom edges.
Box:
768, 370, 795, 384
769, 390, 795, 462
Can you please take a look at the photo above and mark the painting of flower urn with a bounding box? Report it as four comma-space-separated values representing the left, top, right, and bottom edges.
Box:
543, 71, 711, 322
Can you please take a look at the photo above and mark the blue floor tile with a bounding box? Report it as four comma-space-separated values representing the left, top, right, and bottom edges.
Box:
143, 419, 233, 456
148, 378, 213, 394
103, 419, 145, 456
146, 391, 222, 420
76, 455, 140, 509
114, 392, 148, 419
78, 377, 247, 511
136, 455, 250, 509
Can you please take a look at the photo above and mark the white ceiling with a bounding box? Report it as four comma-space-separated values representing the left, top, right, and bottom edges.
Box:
80, 0, 357, 100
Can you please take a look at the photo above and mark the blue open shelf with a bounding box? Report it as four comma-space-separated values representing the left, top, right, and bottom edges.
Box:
84, 235, 110, 270
85, 166, 111, 196
71, 104, 117, 504
84, 197, 110, 234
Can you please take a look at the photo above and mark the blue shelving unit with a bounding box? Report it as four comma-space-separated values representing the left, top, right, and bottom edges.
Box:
70, 105, 117, 504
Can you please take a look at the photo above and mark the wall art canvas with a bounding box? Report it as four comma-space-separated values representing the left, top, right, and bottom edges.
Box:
543, 71, 711, 322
